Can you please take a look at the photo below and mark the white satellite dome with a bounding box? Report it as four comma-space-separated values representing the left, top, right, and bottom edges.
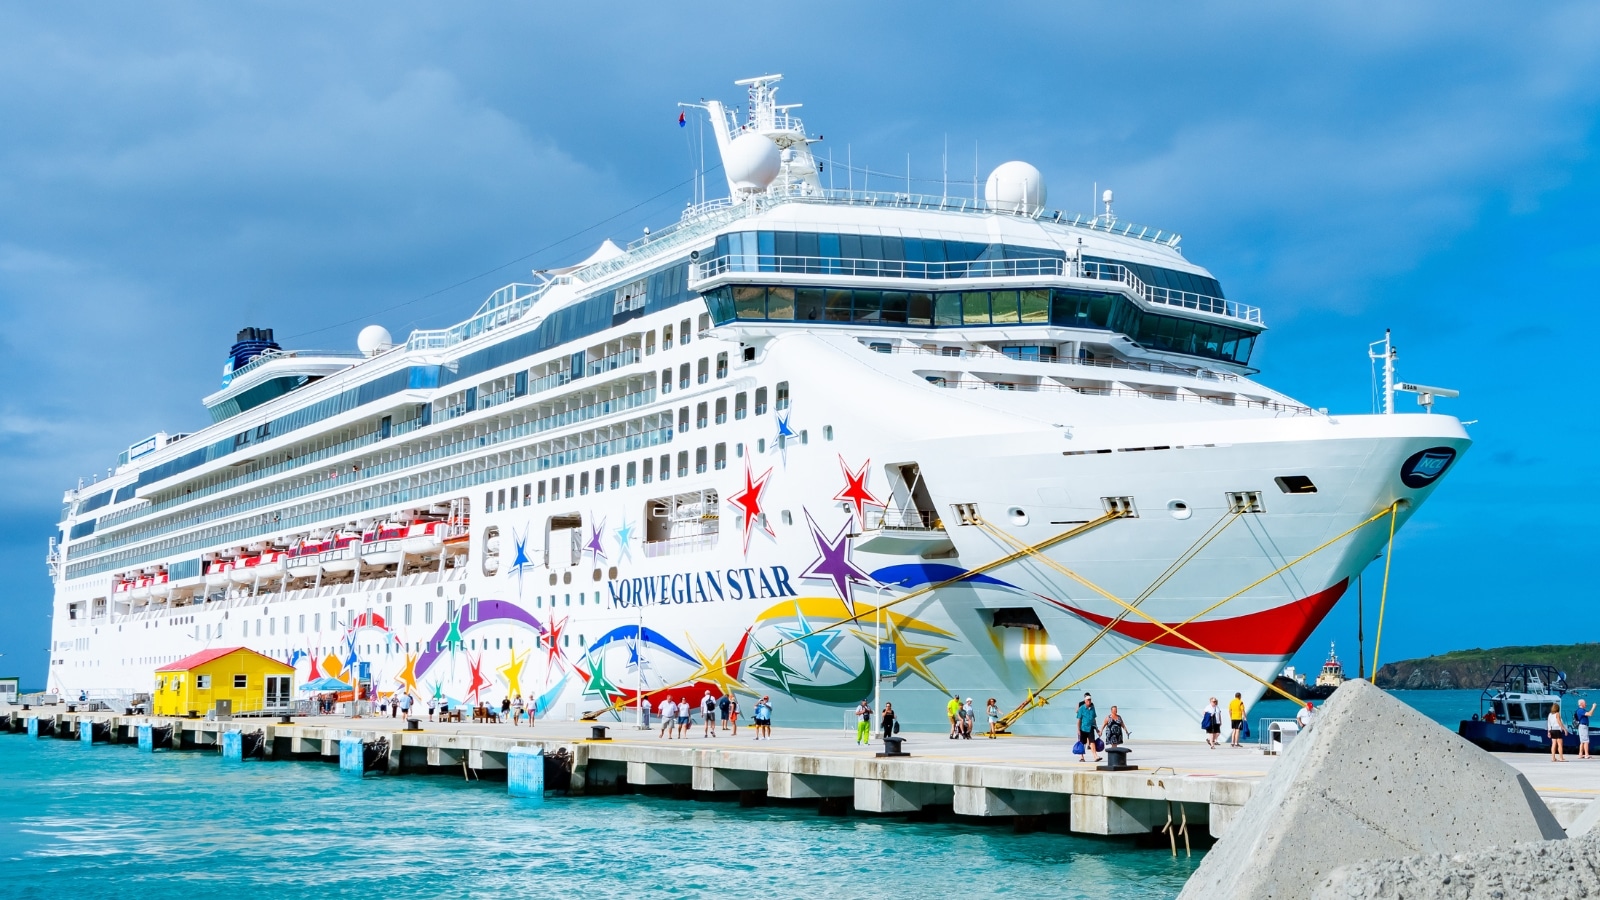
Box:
984, 161, 1047, 215
725, 132, 782, 192
357, 324, 394, 356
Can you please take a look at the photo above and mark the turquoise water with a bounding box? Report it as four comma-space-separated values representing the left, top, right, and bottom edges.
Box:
1252, 687, 1593, 729
0, 738, 1199, 899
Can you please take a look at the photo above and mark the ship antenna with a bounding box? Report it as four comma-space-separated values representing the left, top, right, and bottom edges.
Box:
942, 134, 948, 202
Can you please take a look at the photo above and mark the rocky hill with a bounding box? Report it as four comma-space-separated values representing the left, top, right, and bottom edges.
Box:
1374, 644, 1600, 690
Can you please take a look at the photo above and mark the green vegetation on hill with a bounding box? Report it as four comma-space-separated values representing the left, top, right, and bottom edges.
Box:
1374, 644, 1600, 690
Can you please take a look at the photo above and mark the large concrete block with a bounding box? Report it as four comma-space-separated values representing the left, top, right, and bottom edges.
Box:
954, 786, 1069, 818
1179, 679, 1565, 900
1566, 798, 1600, 838
468, 749, 506, 770
854, 778, 952, 813
693, 765, 767, 793
627, 761, 691, 786
1071, 794, 1164, 835
507, 746, 544, 802
1315, 829, 1600, 899
768, 771, 854, 800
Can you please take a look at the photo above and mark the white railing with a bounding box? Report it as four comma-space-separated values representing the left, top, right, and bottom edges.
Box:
226, 349, 364, 384
642, 531, 718, 558
865, 507, 942, 531
869, 343, 1239, 382
694, 254, 1065, 281
406, 283, 547, 351
587, 347, 640, 376
1081, 261, 1261, 324
929, 379, 1314, 415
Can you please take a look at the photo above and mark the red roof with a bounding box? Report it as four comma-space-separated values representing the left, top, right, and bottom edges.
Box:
156, 646, 291, 673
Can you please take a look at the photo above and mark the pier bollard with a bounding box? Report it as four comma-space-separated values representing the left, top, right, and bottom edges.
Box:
507, 746, 545, 803
26, 717, 39, 739
79, 718, 94, 746
221, 730, 243, 762
338, 733, 365, 777
137, 723, 154, 752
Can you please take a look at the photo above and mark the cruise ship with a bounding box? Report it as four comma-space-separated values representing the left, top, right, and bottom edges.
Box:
43, 75, 1469, 739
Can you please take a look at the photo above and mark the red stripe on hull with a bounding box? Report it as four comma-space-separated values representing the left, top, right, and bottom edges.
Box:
1058, 578, 1349, 656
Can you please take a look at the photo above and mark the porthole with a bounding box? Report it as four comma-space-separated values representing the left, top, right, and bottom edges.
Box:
1168, 500, 1192, 520
608, 567, 619, 579
562, 571, 572, 585
548, 573, 558, 586
593, 569, 602, 582
1008, 507, 1029, 526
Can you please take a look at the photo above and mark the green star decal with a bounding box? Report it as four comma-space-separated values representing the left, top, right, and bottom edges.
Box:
748, 636, 805, 695
582, 655, 623, 702
443, 615, 464, 652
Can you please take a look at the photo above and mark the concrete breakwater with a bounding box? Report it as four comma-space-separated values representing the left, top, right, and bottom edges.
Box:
5, 706, 1249, 842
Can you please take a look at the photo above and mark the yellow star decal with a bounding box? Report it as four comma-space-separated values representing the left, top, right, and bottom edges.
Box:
395, 652, 420, 696
498, 648, 529, 698
851, 618, 949, 693
685, 636, 745, 698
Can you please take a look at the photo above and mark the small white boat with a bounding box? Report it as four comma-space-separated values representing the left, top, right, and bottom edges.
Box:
203, 559, 234, 590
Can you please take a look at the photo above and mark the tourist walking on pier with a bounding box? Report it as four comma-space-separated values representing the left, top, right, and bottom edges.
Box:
1549, 702, 1569, 762
718, 693, 731, 731
986, 698, 1000, 738
880, 702, 898, 741
1575, 700, 1591, 759
427, 697, 436, 722
855, 699, 873, 745
400, 693, 413, 721
1202, 697, 1221, 748
1076, 694, 1100, 763
500, 695, 512, 724
960, 699, 975, 739
947, 694, 961, 739
639, 696, 651, 729
678, 698, 692, 739
702, 692, 717, 737
1228, 693, 1246, 748
728, 694, 740, 736
1102, 706, 1131, 747
512, 694, 526, 726
753, 696, 772, 740
659, 697, 676, 738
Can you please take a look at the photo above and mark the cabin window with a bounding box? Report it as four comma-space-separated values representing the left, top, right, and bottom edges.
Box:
626, 461, 637, 487
485, 491, 493, 513
677, 451, 689, 478
716, 352, 729, 379
642, 458, 653, 484
824, 425, 834, 441
404, 604, 412, 626
696, 402, 708, 429
538, 481, 547, 503
696, 447, 708, 474
698, 313, 711, 333
564, 475, 574, 498
680, 318, 692, 344
776, 381, 790, 411
580, 472, 590, 495
697, 357, 709, 385
714, 443, 727, 470
314, 613, 321, 631
524, 484, 532, 505
424, 602, 433, 625
663, 324, 673, 348
715, 397, 727, 424
510, 488, 518, 509
660, 454, 671, 481
234, 674, 248, 688
610, 465, 620, 490
298, 615, 305, 633
679, 363, 690, 390
678, 407, 689, 433
661, 368, 672, 394
735, 392, 747, 420
755, 387, 768, 415
498, 489, 506, 511
646, 331, 656, 356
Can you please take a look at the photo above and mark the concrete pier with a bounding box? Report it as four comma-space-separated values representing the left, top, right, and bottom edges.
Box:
6, 704, 1597, 845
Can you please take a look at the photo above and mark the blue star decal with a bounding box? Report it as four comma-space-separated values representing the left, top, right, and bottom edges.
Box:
614, 518, 636, 563
776, 611, 851, 676
776, 412, 795, 439
510, 527, 532, 573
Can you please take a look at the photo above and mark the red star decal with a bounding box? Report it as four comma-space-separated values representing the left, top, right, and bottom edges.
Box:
833, 456, 884, 527
727, 457, 775, 553
466, 653, 490, 703
544, 615, 569, 680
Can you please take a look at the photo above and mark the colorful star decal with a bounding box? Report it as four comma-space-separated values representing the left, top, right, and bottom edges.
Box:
443, 614, 464, 654
776, 411, 795, 440
727, 457, 775, 553
798, 509, 877, 614
747, 635, 804, 694
585, 517, 607, 565
580, 655, 624, 703
613, 518, 636, 563
685, 636, 743, 698
852, 618, 950, 692
466, 653, 490, 703
342, 636, 359, 673
776, 611, 851, 677
307, 653, 323, 680
510, 528, 533, 574
833, 456, 885, 527
498, 648, 529, 698
544, 615, 569, 680
395, 652, 419, 696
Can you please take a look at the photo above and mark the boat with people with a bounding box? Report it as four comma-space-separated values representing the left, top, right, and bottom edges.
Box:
1458, 663, 1582, 753
43, 74, 1469, 736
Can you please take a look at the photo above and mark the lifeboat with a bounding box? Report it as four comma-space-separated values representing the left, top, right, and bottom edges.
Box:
131, 573, 153, 603
285, 537, 325, 578
320, 531, 361, 574
203, 558, 235, 590
254, 549, 286, 581
149, 570, 171, 599
401, 520, 445, 556
230, 554, 261, 585
359, 522, 407, 569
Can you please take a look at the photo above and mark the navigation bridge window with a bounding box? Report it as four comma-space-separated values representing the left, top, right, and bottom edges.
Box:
706, 286, 1257, 365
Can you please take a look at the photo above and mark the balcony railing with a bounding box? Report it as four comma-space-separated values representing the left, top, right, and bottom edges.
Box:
865, 507, 943, 532
695, 254, 1065, 282
642, 531, 718, 558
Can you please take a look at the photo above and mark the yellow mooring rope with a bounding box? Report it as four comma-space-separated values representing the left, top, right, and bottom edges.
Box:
1369, 502, 1401, 677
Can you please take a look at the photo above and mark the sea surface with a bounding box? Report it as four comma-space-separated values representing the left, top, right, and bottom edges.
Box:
0, 738, 1199, 899
1253, 687, 1592, 729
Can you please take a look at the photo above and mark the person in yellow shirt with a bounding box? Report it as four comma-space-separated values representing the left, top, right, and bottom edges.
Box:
947, 695, 961, 739
1228, 692, 1246, 747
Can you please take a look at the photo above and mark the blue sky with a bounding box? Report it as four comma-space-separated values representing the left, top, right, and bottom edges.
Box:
2, 3, 1597, 685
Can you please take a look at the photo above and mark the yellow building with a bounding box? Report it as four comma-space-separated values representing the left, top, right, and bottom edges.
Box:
154, 647, 295, 717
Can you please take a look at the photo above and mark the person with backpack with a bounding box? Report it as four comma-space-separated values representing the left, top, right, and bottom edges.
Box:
854, 699, 873, 745
702, 691, 718, 738
880, 702, 898, 741
1076, 694, 1099, 763
728, 694, 740, 736
718, 693, 731, 731
1201, 697, 1221, 748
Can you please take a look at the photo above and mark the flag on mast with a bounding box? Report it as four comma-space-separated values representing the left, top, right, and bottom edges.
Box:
678, 111, 686, 128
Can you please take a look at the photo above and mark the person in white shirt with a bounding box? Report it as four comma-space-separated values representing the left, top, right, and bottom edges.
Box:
1296, 702, 1316, 730
1202, 698, 1222, 748
702, 692, 717, 738
639, 696, 651, 729
1549, 702, 1568, 762
659, 698, 677, 739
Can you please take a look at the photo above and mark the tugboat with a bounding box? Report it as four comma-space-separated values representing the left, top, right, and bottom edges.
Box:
1271, 643, 1345, 701
1458, 663, 1580, 753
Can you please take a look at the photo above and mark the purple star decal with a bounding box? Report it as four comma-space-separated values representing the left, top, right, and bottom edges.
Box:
586, 516, 607, 566
799, 509, 876, 614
